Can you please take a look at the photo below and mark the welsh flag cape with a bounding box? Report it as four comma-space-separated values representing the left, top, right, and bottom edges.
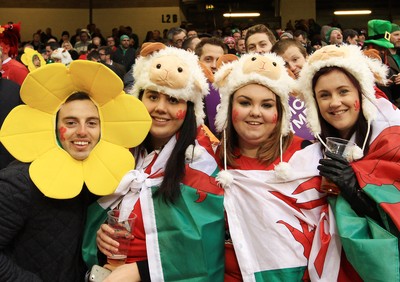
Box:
223, 142, 342, 281
83, 128, 225, 281
329, 97, 400, 281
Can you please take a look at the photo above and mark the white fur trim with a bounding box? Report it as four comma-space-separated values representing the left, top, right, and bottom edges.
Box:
131, 47, 209, 126
185, 144, 202, 163
213, 53, 294, 135
296, 45, 388, 137
216, 170, 233, 189
273, 162, 292, 180
349, 145, 364, 162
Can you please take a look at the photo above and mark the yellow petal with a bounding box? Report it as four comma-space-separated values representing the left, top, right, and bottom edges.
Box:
0, 105, 55, 162
30, 147, 84, 199
69, 61, 123, 106
83, 141, 135, 196
101, 94, 152, 148
20, 64, 74, 114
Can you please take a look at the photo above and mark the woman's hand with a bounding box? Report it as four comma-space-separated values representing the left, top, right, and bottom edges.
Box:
103, 263, 141, 282
96, 223, 119, 257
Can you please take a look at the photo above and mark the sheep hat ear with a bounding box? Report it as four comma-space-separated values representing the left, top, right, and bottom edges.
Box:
213, 53, 294, 135
132, 44, 209, 126
296, 44, 388, 137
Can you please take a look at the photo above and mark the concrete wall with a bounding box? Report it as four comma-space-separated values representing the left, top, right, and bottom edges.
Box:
1, 7, 185, 44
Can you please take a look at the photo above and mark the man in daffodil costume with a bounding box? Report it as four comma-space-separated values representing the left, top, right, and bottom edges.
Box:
0, 61, 151, 281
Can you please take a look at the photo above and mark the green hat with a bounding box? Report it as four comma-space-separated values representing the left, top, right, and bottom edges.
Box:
120, 34, 129, 41
364, 19, 394, 48
325, 27, 340, 43
392, 23, 400, 33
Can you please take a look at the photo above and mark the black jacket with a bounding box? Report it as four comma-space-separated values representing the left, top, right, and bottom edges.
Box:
0, 161, 97, 282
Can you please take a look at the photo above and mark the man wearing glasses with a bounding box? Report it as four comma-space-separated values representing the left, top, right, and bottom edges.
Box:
98, 46, 126, 80
166, 27, 187, 48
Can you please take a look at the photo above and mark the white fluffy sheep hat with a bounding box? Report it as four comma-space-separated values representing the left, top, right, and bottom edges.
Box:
131, 42, 209, 125
296, 44, 389, 158
213, 53, 296, 184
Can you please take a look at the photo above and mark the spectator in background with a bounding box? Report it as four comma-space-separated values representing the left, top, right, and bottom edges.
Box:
195, 37, 227, 135
245, 24, 276, 54
0, 48, 22, 169
187, 29, 198, 38
182, 36, 201, 52
98, 46, 126, 80
325, 27, 343, 45
231, 28, 241, 42
112, 34, 136, 72
152, 30, 163, 42
74, 29, 92, 54
294, 29, 313, 54
166, 27, 187, 48
0, 23, 29, 85
59, 30, 70, 46
236, 38, 246, 57
223, 36, 237, 54
106, 35, 117, 52
30, 32, 44, 52
357, 28, 367, 47
343, 29, 359, 45
364, 19, 399, 104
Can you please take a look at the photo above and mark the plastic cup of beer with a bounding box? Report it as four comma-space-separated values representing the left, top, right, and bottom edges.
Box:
321, 137, 356, 195
106, 209, 136, 267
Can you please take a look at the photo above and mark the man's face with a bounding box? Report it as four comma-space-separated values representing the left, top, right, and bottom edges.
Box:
45, 46, 53, 57
295, 35, 307, 45
187, 30, 198, 38
57, 99, 100, 161
246, 33, 273, 54
329, 30, 343, 45
391, 31, 400, 49
237, 39, 246, 54
199, 43, 225, 74
80, 32, 89, 43
121, 38, 130, 49
107, 37, 115, 47
172, 32, 187, 48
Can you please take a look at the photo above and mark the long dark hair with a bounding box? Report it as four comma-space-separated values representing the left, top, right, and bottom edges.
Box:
312, 66, 371, 154
139, 90, 197, 203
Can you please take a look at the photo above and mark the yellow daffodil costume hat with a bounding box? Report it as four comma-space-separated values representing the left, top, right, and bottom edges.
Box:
0, 61, 152, 199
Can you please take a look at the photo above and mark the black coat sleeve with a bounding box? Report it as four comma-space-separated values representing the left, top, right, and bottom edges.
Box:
0, 162, 42, 281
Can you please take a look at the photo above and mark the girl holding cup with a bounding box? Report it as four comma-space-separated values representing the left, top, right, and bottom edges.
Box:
297, 44, 400, 281
88, 43, 224, 281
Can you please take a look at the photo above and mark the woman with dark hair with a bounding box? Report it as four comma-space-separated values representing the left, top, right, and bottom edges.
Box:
93, 43, 224, 281
213, 53, 329, 281
298, 44, 400, 281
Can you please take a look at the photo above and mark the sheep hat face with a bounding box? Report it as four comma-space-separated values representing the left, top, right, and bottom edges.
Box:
296, 44, 388, 137
132, 43, 209, 125
213, 53, 295, 135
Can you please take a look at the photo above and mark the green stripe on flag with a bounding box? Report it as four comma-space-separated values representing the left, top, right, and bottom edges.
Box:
82, 201, 110, 268
331, 196, 399, 282
254, 266, 306, 281
363, 184, 400, 204
152, 184, 225, 281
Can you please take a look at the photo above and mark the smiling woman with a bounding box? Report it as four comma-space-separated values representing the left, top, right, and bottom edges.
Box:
213, 53, 328, 281
298, 44, 400, 280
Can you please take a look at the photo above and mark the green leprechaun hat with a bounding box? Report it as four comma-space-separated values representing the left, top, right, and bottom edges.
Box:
364, 19, 394, 48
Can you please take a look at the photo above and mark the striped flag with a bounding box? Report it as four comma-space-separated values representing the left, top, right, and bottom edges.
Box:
333, 98, 400, 281
223, 143, 341, 281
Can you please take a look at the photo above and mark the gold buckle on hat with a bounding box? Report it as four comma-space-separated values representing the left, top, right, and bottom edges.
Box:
384, 31, 391, 41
